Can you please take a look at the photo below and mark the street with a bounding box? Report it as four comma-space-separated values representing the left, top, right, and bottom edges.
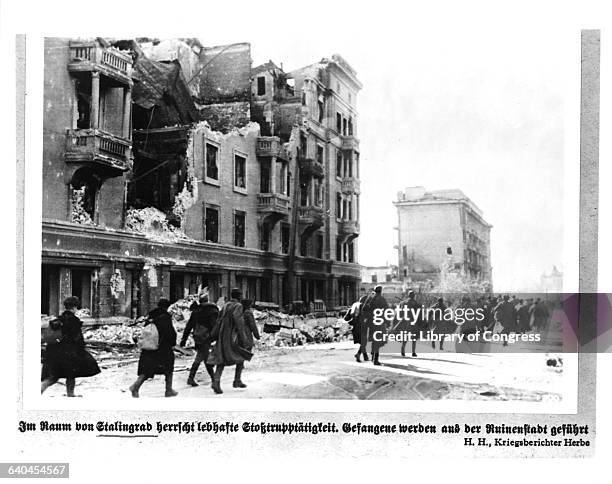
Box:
41, 339, 565, 401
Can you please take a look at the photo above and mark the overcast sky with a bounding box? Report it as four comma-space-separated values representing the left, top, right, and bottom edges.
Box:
247, 25, 569, 292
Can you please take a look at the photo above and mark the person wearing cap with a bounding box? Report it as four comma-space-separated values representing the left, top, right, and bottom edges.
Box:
129, 298, 179, 397
207, 288, 252, 394
41, 296, 100, 397
361, 285, 389, 366
181, 293, 219, 387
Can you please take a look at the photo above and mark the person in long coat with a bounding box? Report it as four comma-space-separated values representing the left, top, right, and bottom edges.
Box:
129, 298, 178, 398
361, 286, 389, 366
395, 290, 426, 358
493, 295, 517, 347
207, 288, 252, 394
429, 297, 456, 350
241, 299, 261, 351
41, 296, 100, 397
181, 293, 219, 387
346, 295, 368, 362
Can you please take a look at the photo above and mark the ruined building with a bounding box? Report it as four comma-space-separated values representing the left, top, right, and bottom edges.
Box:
393, 187, 492, 287
41, 38, 362, 319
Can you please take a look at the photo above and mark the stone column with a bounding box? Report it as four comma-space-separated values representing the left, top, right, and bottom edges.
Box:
90, 71, 100, 130
270, 156, 277, 194
310, 176, 316, 206
123, 87, 131, 140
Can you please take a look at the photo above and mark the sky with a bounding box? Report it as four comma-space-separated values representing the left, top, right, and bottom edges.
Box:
246, 25, 569, 292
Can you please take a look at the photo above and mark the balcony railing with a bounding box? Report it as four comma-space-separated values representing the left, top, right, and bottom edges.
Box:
298, 157, 324, 178
65, 129, 132, 172
339, 220, 360, 236
257, 193, 290, 216
341, 135, 359, 151
341, 177, 360, 194
298, 206, 324, 227
68, 41, 132, 83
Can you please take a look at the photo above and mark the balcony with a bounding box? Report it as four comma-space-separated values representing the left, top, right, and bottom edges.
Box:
256, 137, 290, 161
298, 206, 324, 228
68, 41, 133, 85
298, 157, 324, 178
65, 129, 132, 173
341, 135, 359, 151
338, 220, 360, 238
341, 177, 361, 194
257, 193, 290, 217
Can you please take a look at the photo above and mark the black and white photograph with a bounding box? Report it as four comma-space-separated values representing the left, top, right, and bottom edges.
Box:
4, 0, 612, 479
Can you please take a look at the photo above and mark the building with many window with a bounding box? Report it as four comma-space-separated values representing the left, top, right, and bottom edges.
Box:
393, 186, 492, 288
41, 37, 362, 320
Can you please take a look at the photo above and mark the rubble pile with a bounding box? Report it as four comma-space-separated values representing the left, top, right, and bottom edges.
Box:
125, 207, 187, 242
82, 324, 142, 345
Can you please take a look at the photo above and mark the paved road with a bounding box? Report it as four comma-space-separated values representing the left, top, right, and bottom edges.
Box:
41, 339, 564, 401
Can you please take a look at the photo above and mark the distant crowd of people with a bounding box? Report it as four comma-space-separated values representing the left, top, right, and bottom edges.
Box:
41, 288, 260, 398
344, 286, 552, 364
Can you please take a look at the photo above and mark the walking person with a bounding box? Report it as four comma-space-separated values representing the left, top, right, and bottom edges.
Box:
41, 296, 101, 397
207, 288, 252, 394
493, 295, 517, 347
430, 297, 455, 350
346, 295, 368, 362
361, 285, 389, 366
129, 298, 178, 398
181, 293, 219, 387
396, 290, 426, 358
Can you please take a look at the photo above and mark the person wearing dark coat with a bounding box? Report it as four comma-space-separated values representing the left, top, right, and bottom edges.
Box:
517, 299, 531, 333
129, 298, 178, 398
346, 295, 368, 362
41, 296, 101, 397
241, 300, 261, 351
181, 294, 219, 387
430, 297, 456, 350
493, 295, 517, 347
207, 288, 252, 394
395, 290, 426, 358
361, 286, 389, 366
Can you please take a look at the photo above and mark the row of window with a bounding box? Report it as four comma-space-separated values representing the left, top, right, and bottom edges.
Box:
205, 142, 247, 190
204, 204, 356, 262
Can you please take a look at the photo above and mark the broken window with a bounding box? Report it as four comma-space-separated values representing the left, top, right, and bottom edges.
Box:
300, 236, 308, 257
204, 205, 219, 243
234, 211, 246, 247
336, 113, 342, 133
336, 192, 342, 219
71, 167, 99, 224
300, 134, 307, 158
281, 224, 290, 254
348, 242, 354, 263
318, 99, 324, 123
348, 199, 353, 220
261, 223, 271, 251
343, 118, 348, 136
234, 154, 246, 189
315, 233, 323, 259
257, 76, 266, 96
41, 265, 60, 316
206, 143, 219, 180
75, 78, 91, 129
348, 117, 353, 136
336, 151, 342, 178
336, 237, 342, 261
371, 274, 378, 284
260, 160, 271, 193
286, 170, 291, 197
316, 145, 324, 164
71, 267, 93, 311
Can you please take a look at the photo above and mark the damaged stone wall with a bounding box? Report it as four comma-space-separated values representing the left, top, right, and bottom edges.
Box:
196, 43, 252, 104
197, 102, 251, 132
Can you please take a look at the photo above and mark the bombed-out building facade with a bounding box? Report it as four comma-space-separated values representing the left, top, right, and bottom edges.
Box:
41, 37, 362, 320
393, 187, 492, 288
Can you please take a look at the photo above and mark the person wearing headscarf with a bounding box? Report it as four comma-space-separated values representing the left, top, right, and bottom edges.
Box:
129, 298, 178, 398
41, 296, 100, 397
